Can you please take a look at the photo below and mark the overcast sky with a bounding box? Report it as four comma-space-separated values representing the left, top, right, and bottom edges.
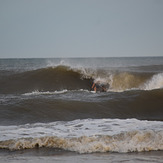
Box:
0, 0, 163, 58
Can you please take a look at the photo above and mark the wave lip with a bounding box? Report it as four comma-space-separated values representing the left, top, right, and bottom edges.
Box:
0, 118, 163, 153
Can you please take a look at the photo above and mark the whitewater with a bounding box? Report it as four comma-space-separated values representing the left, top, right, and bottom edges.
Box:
0, 118, 163, 153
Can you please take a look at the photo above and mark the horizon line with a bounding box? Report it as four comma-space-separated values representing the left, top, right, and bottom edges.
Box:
0, 56, 163, 59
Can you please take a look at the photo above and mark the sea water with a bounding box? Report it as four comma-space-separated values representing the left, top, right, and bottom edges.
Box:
0, 57, 163, 162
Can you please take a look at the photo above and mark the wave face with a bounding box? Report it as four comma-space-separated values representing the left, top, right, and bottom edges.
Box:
0, 66, 92, 94
0, 118, 163, 153
0, 57, 163, 154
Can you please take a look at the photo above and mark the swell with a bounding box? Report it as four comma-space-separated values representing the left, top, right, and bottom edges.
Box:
1, 89, 163, 125
1, 65, 163, 94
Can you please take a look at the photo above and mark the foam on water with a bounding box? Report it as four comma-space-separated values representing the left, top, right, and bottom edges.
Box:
143, 73, 163, 90
23, 89, 92, 96
23, 90, 68, 96
0, 118, 163, 153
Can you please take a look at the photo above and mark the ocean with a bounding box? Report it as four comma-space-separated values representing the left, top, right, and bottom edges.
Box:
0, 57, 163, 163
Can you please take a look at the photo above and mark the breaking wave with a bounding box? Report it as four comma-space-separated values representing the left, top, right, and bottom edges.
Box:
0, 118, 163, 153
142, 73, 163, 90
1, 65, 163, 94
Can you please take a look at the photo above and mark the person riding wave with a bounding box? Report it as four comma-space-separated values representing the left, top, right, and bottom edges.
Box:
91, 81, 109, 92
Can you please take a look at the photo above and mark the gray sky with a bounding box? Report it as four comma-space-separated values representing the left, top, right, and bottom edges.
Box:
0, 0, 163, 58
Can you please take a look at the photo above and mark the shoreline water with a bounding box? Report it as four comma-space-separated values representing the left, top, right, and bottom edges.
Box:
0, 148, 163, 163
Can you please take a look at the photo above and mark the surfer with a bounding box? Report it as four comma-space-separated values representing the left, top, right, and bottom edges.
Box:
91, 82, 108, 92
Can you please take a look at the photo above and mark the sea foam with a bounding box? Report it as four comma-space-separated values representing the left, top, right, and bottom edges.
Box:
143, 73, 163, 90
0, 118, 163, 153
